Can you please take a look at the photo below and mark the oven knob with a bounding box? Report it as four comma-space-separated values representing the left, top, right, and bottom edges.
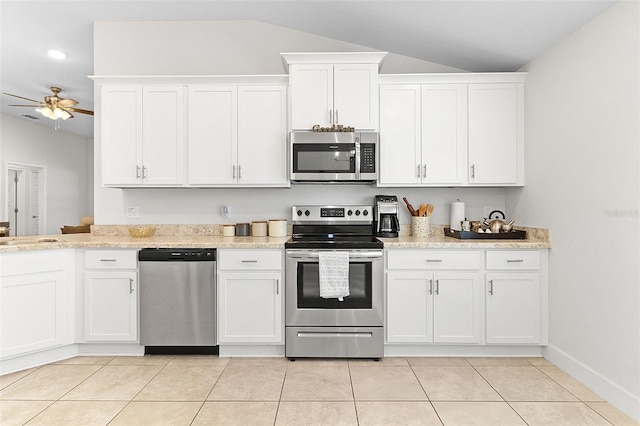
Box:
347, 209, 353, 216
363, 209, 369, 216
305, 210, 311, 216
297, 209, 302, 216
355, 210, 361, 216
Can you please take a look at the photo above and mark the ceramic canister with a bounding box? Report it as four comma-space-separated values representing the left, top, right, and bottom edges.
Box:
222, 225, 235, 237
268, 219, 287, 237
251, 221, 268, 237
412, 216, 431, 237
235, 223, 250, 236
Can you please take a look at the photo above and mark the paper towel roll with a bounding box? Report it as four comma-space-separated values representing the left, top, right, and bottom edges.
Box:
450, 201, 465, 231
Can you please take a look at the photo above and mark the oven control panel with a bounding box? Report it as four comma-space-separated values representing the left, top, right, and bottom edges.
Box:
292, 205, 373, 223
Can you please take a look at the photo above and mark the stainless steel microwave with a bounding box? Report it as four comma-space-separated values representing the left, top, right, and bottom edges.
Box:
290, 131, 378, 183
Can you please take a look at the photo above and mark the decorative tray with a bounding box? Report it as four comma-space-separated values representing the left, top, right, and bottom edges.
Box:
444, 228, 527, 240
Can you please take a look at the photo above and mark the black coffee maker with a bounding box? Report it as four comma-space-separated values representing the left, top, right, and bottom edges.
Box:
374, 195, 400, 238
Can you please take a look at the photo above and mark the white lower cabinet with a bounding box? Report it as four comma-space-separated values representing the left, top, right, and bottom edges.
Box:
386, 250, 482, 344
0, 250, 74, 359
84, 250, 138, 342
217, 250, 283, 344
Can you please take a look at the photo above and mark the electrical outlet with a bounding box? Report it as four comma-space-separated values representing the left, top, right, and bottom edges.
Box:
221, 205, 231, 218
125, 206, 139, 218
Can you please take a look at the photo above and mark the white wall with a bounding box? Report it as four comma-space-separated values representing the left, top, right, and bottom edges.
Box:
0, 113, 93, 234
93, 20, 507, 226
508, 1, 639, 420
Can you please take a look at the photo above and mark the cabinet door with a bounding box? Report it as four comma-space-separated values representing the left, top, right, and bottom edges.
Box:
101, 85, 142, 185
333, 64, 378, 129
237, 86, 288, 185
486, 273, 541, 344
187, 85, 238, 185
421, 84, 467, 185
379, 85, 421, 185
85, 271, 138, 342
1, 271, 67, 358
218, 272, 282, 343
433, 272, 481, 343
289, 64, 333, 129
142, 85, 185, 185
468, 84, 522, 185
386, 271, 433, 343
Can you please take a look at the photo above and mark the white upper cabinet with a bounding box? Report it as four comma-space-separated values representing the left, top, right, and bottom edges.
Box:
379, 83, 466, 186
101, 84, 184, 186
378, 74, 525, 187
283, 52, 386, 130
468, 83, 524, 185
187, 84, 288, 187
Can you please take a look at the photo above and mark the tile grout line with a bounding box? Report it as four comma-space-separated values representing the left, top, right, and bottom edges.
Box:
346, 358, 359, 425
406, 359, 447, 426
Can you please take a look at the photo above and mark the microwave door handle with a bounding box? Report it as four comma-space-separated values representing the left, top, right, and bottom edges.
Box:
354, 136, 361, 180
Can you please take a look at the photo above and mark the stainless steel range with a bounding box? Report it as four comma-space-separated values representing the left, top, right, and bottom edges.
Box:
285, 205, 384, 359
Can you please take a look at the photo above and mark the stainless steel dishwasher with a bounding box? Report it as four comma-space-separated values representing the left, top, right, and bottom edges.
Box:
138, 248, 217, 354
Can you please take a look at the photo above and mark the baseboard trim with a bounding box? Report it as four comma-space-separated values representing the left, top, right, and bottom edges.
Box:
218, 345, 285, 357
384, 344, 543, 357
0, 344, 79, 375
544, 344, 640, 422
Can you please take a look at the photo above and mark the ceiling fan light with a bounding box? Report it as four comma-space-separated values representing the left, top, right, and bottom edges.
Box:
47, 49, 67, 60
36, 106, 57, 120
54, 108, 72, 120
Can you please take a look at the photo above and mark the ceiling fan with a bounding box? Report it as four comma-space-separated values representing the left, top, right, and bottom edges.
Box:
3, 86, 94, 122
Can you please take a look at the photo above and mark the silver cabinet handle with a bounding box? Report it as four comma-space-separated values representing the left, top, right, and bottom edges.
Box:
232, 165, 236, 179
507, 259, 524, 263
330, 109, 334, 124
129, 278, 134, 294
241, 260, 258, 263
142, 166, 148, 179
100, 259, 117, 262
136, 165, 141, 179
275, 279, 280, 295
416, 165, 421, 178
238, 165, 242, 180
426, 259, 443, 263
435, 279, 440, 295
471, 164, 476, 179
335, 109, 339, 124
428, 279, 433, 295
423, 164, 427, 178
489, 279, 494, 295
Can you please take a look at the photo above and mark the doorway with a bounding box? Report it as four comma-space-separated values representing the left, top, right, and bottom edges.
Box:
6, 163, 45, 236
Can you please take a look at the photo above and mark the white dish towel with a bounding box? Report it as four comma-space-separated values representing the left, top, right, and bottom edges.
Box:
318, 251, 350, 301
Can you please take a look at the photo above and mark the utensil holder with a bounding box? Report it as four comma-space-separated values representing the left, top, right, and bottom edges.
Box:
412, 216, 431, 237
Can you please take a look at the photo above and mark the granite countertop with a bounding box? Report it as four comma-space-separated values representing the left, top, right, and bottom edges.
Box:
0, 225, 551, 253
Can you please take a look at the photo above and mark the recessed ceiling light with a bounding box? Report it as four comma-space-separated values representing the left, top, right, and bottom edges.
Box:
47, 49, 67, 60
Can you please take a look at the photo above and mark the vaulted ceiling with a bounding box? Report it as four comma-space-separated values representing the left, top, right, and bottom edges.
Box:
0, 0, 616, 138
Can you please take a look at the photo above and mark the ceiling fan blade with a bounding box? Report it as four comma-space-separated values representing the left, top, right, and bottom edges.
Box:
58, 98, 79, 107
3, 93, 42, 103
9, 104, 45, 107
68, 107, 94, 116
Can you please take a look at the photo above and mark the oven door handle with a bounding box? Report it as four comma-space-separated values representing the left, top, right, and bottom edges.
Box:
287, 252, 383, 260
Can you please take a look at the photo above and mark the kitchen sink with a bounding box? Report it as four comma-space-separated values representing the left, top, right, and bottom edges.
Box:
0, 238, 60, 246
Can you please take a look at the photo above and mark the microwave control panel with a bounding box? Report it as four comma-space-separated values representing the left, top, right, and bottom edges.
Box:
361, 144, 376, 173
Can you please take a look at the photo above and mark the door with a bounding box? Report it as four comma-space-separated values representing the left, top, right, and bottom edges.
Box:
432, 272, 481, 343
386, 271, 433, 343
142, 85, 184, 185
85, 271, 137, 342
187, 85, 237, 185
379, 85, 421, 185
333, 64, 378, 129
421, 84, 467, 185
290, 64, 333, 129
101, 85, 142, 185
6, 164, 45, 236
237, 86, 288, 185
486, 272, 541, 344
468, 83, 520, 184
218, 271, 282, 343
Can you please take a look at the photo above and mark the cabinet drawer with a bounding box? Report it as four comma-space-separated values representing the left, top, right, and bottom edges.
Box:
486, 250, 540, 270
218, 249, 282, 270
85, 250, 138, 269
387, 250, 481, 270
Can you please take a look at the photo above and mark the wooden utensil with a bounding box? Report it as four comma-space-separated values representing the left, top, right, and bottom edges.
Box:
403, 197, 417, 216
418, 204, 427, 217
425, 204, 435, 217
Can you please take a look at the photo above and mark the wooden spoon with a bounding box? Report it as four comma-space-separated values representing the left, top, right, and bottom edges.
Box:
418, 204, 427, 217
403, 197, 417, 216
425, 204, 435, 217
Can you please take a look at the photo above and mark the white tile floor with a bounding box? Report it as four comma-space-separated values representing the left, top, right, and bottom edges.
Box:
0, 355, 637, 425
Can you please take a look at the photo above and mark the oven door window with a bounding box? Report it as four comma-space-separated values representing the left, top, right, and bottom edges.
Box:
293, 144, 356, 173
296, 261, 372, 309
